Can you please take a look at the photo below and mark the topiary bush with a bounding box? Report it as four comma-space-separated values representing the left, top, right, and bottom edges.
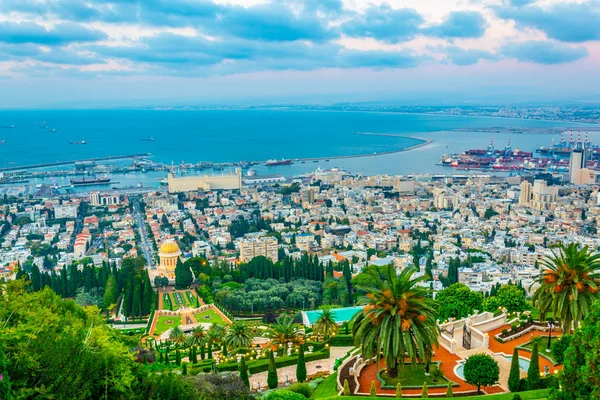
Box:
287, 382, 313, 398
264, 390, 305, 400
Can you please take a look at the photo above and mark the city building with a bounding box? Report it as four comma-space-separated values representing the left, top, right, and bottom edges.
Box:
167, 168, 242, 192
90, 191, 120, 206
518, 180, 532, 205
54, 204, 78, 219
239, 236, 279, 262
569, 146, 588, 184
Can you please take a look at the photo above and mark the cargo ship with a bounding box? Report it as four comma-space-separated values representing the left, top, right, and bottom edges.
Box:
69, 140, 87, 145
266, 159, 292, 166
70, 176, 111, 186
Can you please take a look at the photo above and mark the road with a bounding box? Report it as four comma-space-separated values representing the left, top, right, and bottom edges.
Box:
132, 197, 156, 270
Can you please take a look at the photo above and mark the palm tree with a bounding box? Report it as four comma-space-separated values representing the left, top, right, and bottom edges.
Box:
312, 309, 339, 340
189, 325, 206, 347
225, 321, 254, 350
532, 243, 600, 334
207, 324, 225, 345
351, 265, 439, 378
169, 326, 185, 346
265, 314, 303, 349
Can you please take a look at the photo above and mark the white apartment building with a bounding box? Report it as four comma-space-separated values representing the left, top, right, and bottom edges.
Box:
239, 236, 279, 262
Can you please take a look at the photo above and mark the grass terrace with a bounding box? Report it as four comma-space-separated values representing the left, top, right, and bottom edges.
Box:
194, 308, 228, 325
154, 316, 181, 336
520, 337, 560, 364
377, 362, 456, 389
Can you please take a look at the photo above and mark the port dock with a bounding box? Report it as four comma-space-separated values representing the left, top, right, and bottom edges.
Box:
0, 153, 151, 172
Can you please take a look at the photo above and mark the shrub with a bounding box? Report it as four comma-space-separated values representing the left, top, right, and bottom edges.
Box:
343, 379, 351, 396
264, 390, 305, 400
463, 354, 500, 395
370, 381, 376, 397
518, 378, 528, 392
296, 346, 307, 383
540, 375, 559, 389
268, 351, 278, 389
502, 328, 508, 336
287, 383, 313, 398
519, 320, 527, 329
511, 322, 519, 331
239, 356, 249, 388
396, 382, 402, 398
512, 395, 522, 400
421, 382, 428, 398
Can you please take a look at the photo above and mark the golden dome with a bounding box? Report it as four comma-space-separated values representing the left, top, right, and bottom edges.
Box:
159, 240, 180, 254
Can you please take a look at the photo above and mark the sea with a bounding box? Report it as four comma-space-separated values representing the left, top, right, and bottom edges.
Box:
0, 109, 597, 192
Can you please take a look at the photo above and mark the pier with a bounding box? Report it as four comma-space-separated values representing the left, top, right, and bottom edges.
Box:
0, 153, 151, 172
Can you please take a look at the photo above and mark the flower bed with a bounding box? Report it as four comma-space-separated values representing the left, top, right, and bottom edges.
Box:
376, 362, 458, 389
495, 321, 556, 343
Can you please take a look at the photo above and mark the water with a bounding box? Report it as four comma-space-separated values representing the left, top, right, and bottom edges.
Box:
303, 306, 363, 326
0, 109, 596, 190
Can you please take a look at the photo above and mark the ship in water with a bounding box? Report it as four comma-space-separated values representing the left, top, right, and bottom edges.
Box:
70, 140, 87, 145
266, 158, 292, 166
141, 138, 155, 142
70, 175, 111, 186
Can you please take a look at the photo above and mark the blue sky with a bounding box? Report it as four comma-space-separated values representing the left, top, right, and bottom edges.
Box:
0, 0, 599, 107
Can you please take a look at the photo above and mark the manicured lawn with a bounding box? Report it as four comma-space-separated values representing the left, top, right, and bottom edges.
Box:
162, 293, 180, 311
186, 290, 199, 306
521, 337, 559, 364
172, 291, 187, 307
194, 309, 227, 325
310, 371, 338, 399
154, 316, 181, 335
379, 363, 452, 388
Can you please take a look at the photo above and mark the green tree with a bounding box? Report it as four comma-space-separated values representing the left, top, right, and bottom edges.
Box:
175, 348, 181, 366
31, 264, 41, 292
527, 342, 540, 390
0, 341, 11, 400
421, 382, 428, 398
181, 362, 187, 376
446, 381, 453, 397
343, 379, 351, 396
225, 321, 253, 351
266, 315, 302, 348
351, 265, 439, 378
532, 243, 600, 334
103, 275, 118, 316
434, 283, 483, 320
239, 356, 250, 388
370, 381, 377, 397
463, 354, 499, 394
491, 284, 528, 313
550, 335, 571, 365
312, 309, 339, 340
267, 351, 278, 389
396, 382, 402, 398
508, 347, 521, 392
296, 345, 307, 383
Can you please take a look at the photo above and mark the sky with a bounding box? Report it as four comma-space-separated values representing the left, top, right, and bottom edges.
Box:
0, 0, 599, 108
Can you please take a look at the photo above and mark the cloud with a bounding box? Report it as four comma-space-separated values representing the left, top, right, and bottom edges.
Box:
500, 40, 589, 64
423, 11, 488, 39
493, 2, 600, 42
340, 5, 423, 43
0, 21, 107, 45
443, 46, 496, 65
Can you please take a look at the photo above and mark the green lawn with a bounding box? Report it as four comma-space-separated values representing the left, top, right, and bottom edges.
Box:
521, 337, 559, 364
172, 291, 188, 307
194, 309, 228, 325
154, 316, 181, 335
310, 372, 338, 399
162, 293, 180, 311
379, 363, 453, 388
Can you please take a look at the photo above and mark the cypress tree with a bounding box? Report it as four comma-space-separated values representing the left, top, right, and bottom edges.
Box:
239, 356, 250, 388
508, 347, 521, 392
181, 362, 187, 376
165, 349, 170, 364
396, 382, 402, 398
267, 351, 278, 389
421, 382, 428, 398
296, 345, 307, 383
132, 276, 142, 320
222, 342, 228, 357
31, 264, 41, 291
446, 381, 453, 397
527, 342, 540, 390
175, 348, 181, 366
190, 346, 197, 364
207, 342, 213, 359
343, 379, 351, 396
370, 381, 377, 397
200, 344, 206, 360
158, 350, 164, 363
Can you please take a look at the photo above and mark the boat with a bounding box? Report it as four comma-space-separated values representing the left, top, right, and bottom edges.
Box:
70, 176, 111, 186
47, 128, 57, 132
0, 140, 5, 144
69, 140, 87, 145
142, 138, 155, 142
1, 125, 14, 129
266, 158, 292, 166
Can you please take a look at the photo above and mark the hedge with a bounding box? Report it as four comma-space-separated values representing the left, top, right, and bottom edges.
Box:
328, 335, 354, 347
188, 348, 331, 375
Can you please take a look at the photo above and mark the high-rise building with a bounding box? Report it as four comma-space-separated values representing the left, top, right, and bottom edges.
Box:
569, 146, 588, 184
531, 180, 558, 211
239, 236, 278, 262
518, 181, 532, 205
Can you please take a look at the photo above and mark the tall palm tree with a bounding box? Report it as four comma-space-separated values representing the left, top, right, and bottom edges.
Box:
169, 326, 185, 346
312, 309, 339, 340
351, 265, 439, 378
265, 314, 303, 349
532, 243, 600, 334
207, 324, 225, 344
225, 321, 254, 350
